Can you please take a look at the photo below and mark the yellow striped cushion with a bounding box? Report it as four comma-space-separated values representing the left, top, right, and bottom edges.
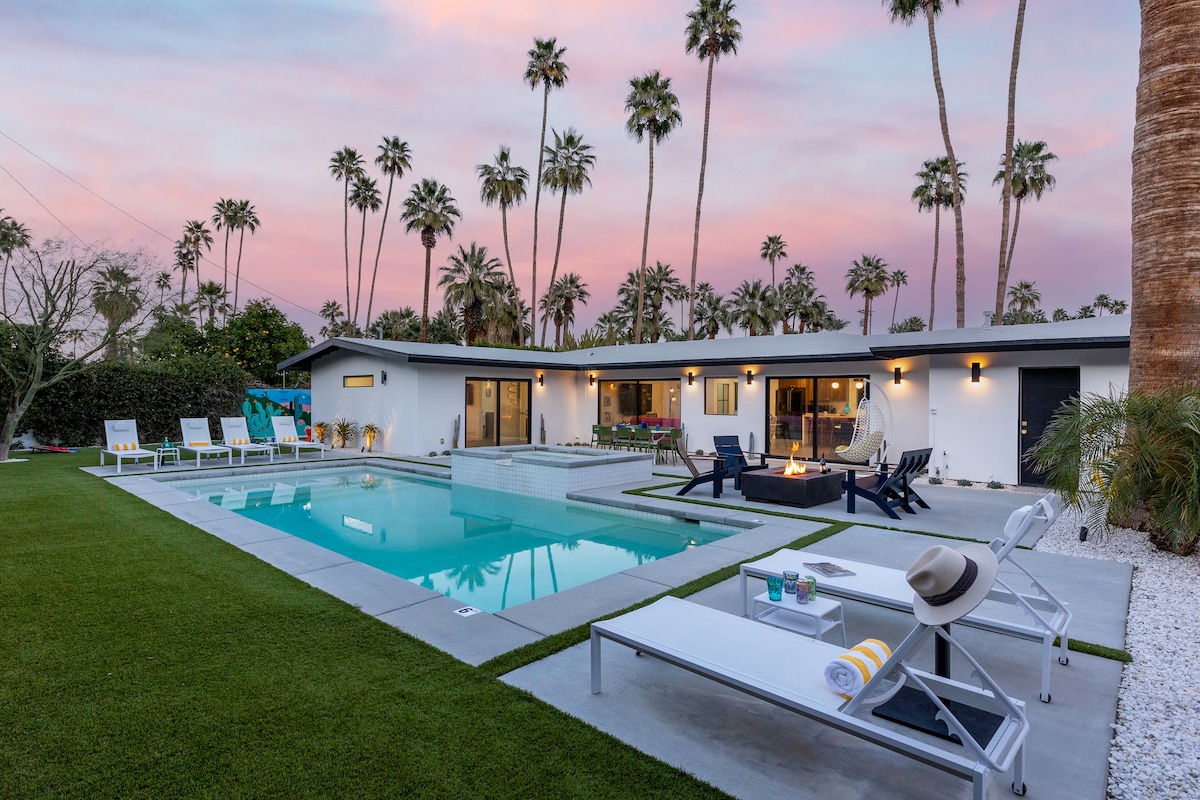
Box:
189, 441, 210, 447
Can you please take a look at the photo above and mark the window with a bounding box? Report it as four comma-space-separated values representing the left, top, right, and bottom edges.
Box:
597, 380, 681, 427
343, 375, 374, 387
704, 377, 739, 415
766, 376, 865, 460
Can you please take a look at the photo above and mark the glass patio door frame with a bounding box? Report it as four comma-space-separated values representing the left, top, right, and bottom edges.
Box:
464, 377, 532, 448
765, 375, 866, 461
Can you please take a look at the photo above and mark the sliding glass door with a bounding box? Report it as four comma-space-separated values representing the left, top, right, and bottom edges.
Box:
597, 379, 681, 428
464, 378, 531, 447
766, 376, 865, 460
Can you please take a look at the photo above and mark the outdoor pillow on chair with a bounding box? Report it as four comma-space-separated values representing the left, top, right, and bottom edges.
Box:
824, 638, 891, 699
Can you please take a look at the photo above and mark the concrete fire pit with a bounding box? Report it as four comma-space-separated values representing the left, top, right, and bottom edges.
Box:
740, 466, 844, 508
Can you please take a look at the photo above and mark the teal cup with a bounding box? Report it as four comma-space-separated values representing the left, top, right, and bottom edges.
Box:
767, 575, 783, 601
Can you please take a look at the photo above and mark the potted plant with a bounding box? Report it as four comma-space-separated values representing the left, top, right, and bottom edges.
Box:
360, 423, 382, 452
313, 420, 330, 445
332, 418, 358, 449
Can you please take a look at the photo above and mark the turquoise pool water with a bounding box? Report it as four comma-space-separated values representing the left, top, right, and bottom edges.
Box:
174, 466, 732, 613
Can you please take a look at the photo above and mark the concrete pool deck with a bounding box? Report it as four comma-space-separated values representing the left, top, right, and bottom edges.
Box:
95, 455, 1130, 799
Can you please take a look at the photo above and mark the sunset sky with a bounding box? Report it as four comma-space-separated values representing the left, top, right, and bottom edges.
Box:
3, 1, 1139, 337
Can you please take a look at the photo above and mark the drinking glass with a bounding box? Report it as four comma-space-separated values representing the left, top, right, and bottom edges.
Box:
767, 575, 783, 602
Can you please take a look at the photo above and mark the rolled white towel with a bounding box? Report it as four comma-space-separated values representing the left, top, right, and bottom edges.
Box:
824, 638, 892, 699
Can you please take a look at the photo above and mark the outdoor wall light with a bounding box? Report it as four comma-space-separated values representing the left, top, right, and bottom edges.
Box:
381, 370, 387, 385
588, 374, 595, 387
894, 366, 903, 385
971, 362, 982, 383
687, 371, 695, 386
537, 374, 544, 387
854, 380, 864, 390
746, 370, 754, 385
831, 380, 840, 389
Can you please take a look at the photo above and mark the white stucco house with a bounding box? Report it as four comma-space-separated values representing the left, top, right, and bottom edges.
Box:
278, 315, 1130, 487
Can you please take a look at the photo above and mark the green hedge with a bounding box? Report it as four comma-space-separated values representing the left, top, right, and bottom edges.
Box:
22, 355, 250, 447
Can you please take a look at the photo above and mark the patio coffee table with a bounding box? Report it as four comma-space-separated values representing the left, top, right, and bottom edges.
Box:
740, 467, 843, 508
752, 591, 847, 646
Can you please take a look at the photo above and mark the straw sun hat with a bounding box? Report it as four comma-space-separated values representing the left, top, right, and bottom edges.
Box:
905, 544, 999, 626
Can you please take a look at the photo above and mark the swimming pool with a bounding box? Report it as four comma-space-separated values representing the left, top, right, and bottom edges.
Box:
173, 466, 734, 613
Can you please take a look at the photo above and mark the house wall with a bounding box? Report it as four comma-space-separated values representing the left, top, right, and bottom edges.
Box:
928, 348, 1129, 484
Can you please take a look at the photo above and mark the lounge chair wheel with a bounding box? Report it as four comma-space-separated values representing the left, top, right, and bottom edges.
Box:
1040, 693, 1050, 703
1013, 781, 1027, 796
1059, 655, 1069, 666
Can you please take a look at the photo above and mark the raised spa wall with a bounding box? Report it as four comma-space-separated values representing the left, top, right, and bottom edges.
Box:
450, 445, 653, 499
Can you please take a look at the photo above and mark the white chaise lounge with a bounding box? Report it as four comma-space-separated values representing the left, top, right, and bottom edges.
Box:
271, 416, 324, 460
220, 417, 274, 465
101, 419, 157, 474
591, 597, 1029, 800
178, 418, 233, 468
739, 496, 1071, 703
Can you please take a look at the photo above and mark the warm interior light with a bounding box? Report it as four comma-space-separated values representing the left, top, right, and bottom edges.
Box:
746, 370, 754, 385
854, 380, 863, 390
831, 380, 839, 389
893, 366, 903, 385
971, 362, 981, 383
687, 371, 694, 386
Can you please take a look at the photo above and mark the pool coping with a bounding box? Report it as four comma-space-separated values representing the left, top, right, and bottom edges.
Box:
106, 460, 819, 666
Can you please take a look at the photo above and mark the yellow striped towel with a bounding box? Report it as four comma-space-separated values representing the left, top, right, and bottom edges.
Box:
824, 639, 892, 699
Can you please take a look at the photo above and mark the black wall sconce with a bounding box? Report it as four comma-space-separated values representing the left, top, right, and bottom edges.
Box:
971, 362, 981, 383
687, 371, 695, 386
893, 366, 903, 385
381, 370, 387, 385
537, 374, 544, 387
746, 370, 754, 385
588, 374, 595, 387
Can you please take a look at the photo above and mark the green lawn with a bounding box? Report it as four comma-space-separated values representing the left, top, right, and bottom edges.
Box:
0, 451, 734, 799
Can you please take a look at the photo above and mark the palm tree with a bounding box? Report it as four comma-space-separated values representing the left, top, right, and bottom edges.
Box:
993, 0, 1030, 326
887, 0, 966, 327
211, 197, 238, 318
779, 263, 816, 334
195, 280, 228, 326
992, 139, 1057, 308
400, 178, 461, 343
349, 176, 382, 330
91, 265, 142, 361
888, 269, 909, 329
329, 147, 366, 320
154, 271, 172, 308
1110, 299, 1128, 315
476, 146, 528, 341
366, 136, 412, 334
1006, 279, 1041, 324
319, 299, 344, 338
539, 127, 596, 346
553, 272, 589, 346
643, 261, 684, 343
229, 199, 260, 316
911, 156, 965, 329
625, 70, 682, 344
845, 254, 889, 335
0, 212, 32, 316
730, 278, 774, 336
1093, 293, 1113, 316
182, 220, 212, 323
1073, 303, 1095, 319
759, 234, 787, 289
684, 0, 742, 338
695, 287, 733, 339
438, 242, 506, 346
370, 307, 420, 341
172, 239, 193, 304
524, 37, 569, 347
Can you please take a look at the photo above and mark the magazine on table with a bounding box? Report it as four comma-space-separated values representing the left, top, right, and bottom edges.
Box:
803, 561, 856, 578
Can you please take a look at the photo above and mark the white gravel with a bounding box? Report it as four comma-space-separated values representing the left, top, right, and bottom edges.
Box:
1033, 509, 1200, 800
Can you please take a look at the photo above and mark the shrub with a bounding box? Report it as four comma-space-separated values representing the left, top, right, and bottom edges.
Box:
927, 476, 944, 485
332, 418, 358, 449
1029, 386, 1200, 555
956, 478, 973, 487
987, 480, 1004, 490
441, 449, 451, 456
359, 423, 381, 452
428, 450, 438, 457
313, 421, 330, 444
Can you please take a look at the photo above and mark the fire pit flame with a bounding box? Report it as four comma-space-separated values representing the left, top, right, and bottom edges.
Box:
783, 441, 806, 476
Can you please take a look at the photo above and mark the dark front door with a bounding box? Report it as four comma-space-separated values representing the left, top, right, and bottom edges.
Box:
1019, 367, 1080, 485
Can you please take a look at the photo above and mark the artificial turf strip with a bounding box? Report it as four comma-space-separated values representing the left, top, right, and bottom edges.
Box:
0, 452, 730, 799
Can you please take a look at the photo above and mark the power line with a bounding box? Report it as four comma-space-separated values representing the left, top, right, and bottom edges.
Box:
0, 128, 323, 322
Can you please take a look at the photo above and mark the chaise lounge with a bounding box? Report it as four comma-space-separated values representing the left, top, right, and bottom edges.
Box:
220, 417, 274, 465
271, 416, 324, 460
100, 419, 157, 474
178, 418, 233, 468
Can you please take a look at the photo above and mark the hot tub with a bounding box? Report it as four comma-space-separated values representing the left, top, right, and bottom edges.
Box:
451, 445, 653, 498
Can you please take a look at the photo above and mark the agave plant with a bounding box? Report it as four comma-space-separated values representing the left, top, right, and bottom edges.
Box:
360, 423, 382, 452
1029, 385, 1200, 555
313, 420, 330, 444
332, 417, 358, 449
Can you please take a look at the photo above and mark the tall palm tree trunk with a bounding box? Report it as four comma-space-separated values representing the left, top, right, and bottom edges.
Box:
993, 0, 1027, 325
499, 204, 523, 344
1004, 200, 1024, 289
891, 286, 901, 328
924, 4, 966, 328
540, 190, 569, 346
687, 53, 717, 340
343, 182, 352, 326
233, 227, 246, 313
353, 209, 369, 329
221, 229, 231, 324
635, 137, 655, 345
529, 84, 551, 348
420, 245, 432, 343
366, 175, 395, 333
862, 297, 871, 336
929, 205, 941, 328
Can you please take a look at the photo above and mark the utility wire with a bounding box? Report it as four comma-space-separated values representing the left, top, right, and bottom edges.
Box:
0, 128, 323, 322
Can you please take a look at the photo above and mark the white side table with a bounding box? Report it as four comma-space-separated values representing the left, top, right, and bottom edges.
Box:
751, 591, 847, 646
154, 447, 181, 470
